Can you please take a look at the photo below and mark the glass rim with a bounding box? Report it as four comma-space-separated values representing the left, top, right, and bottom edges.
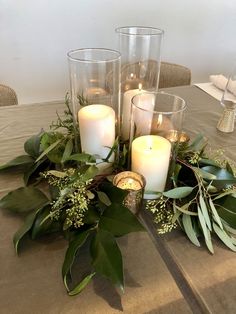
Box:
115, 26, 164, 36
131, 91, 186, 115
67, 48, 121, 63
113, 170, 146, 191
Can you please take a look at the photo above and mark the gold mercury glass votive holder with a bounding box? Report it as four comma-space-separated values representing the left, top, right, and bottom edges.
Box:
113, 171, 146, 215
165, 130, 190, 143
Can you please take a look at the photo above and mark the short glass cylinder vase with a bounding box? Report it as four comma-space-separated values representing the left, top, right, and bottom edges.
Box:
116, 26, 164, 141
130, 91, 186, 199
67, 48, 121, 172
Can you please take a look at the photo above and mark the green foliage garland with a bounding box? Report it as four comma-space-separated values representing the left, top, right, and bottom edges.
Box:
1, 96, 236, 298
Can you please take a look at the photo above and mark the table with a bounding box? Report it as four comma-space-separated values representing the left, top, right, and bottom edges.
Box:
0, 100, 191, 314
0, 86, 235, 313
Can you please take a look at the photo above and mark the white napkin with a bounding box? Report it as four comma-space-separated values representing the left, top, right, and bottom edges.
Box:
209, 74, 236, 96
228, 79, 236, 96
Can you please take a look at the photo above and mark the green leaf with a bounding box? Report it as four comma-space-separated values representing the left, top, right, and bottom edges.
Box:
205, 228, 214, 254
101, 183, 128, 204
35, 138, 62, 163
199, 194, 212, 231
97, 191, 111, 206
201, 166, 235, 180
23, 158, 47, 185
199, 158, 219, 167
31, 206, 61, 239
66, 153, 96, 163
223, 222, 236, 237
47, 170, 67, 178
171, 210, 182, 223
174, 203, 198, 216
213, 223, 236, 252
209, 198, 223, 230
0, 187, 49, 213
163, 186, 194, 199
99, 203, 145, 237
68, 273, 96, 296
201, 166, 236, 189
172, 163, 182, 185
86, 191, 95, 200
192, 167, 217, 180
215, 195, 236, 229
61, 138, 73, 163
182, 214, 200, 247
81, 165, 99, 181
24, 132, 42, 158
197, 205, 214, 254
212, 179, 236, 190
187, 134, 205, 151
62, 230, 91, 291
13, 208, 41, 254
90, 229, 124, 291
0, 155, 34, 171
226, 162, 234, 176
103, 137, 119, 162
215, 195, 236, 213
83, 206, 99, 225
213, 189, 236, 200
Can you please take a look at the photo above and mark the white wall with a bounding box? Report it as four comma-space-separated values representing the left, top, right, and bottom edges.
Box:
0, 0, 236, 104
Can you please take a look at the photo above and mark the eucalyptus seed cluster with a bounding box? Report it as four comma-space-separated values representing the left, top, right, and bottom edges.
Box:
188, 151, 201, 165
43, 169, 92, 229
146, 197, 177, 234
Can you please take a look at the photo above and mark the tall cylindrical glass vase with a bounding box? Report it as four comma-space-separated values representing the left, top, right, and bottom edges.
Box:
67, 48, 121, 172
116, 26, 164, 141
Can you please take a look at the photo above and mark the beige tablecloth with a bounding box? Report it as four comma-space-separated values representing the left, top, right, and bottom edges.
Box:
0, 86, 235, 314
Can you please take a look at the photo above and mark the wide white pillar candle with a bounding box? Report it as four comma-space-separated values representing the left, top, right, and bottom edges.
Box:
131, 135, 171, 199
78, 104, 115, 165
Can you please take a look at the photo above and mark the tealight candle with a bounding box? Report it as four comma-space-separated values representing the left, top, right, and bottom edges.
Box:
116, 177, 142, 190
131, 135, 171, 199
78, 104, 115, 170
85, 87, 108, 97
113, 171, 146, 214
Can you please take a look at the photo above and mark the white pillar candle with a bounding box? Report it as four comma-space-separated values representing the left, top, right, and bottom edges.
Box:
131, 135, 171, 199
122, 84, 154, 140
78, 104, 115, 166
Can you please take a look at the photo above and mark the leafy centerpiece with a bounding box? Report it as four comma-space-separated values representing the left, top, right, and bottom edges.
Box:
1, 97, 236, 297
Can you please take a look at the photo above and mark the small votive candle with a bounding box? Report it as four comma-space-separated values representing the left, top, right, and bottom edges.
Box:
113, 171, 146, 214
